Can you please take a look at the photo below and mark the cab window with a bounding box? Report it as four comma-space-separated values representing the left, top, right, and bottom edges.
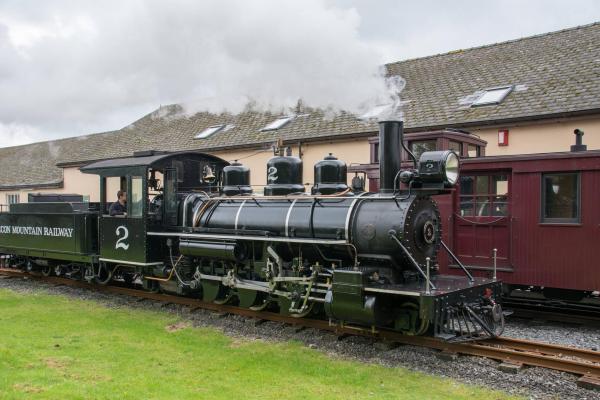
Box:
130, 177, 144, 218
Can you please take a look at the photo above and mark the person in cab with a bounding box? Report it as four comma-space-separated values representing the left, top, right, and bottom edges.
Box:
109, 190, 127, 216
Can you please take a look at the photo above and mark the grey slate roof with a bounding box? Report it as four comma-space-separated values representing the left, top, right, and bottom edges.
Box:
1, 22, 599, 189
0, 140, 66, 189
387, 22, 600, 128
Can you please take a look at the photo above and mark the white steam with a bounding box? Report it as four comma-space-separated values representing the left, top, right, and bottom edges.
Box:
0, 122, 38, 147
359, 75, 406, 122
0, 0, 396, 147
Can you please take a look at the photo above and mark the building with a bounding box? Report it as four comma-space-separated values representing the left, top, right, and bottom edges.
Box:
1, 23, 599, 204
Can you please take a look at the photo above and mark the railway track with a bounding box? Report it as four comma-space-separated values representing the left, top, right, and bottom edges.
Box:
1, 268, 599, 387
504, 300, 600, 328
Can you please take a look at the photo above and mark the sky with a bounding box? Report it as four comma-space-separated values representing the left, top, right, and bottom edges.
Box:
0, 0, 599, 148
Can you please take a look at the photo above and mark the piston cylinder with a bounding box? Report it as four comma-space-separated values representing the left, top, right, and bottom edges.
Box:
179, 240, 246, 261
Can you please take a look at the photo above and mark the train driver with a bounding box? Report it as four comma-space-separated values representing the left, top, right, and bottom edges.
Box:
109, 190, 127, 216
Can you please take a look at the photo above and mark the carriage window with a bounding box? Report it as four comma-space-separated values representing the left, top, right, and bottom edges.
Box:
130, 177, 144, 218
542, 173, 580, 223
459, 174, 508, 217
410, 140, 437, 160
467, 144, 479, 158
449, 141, 462, 156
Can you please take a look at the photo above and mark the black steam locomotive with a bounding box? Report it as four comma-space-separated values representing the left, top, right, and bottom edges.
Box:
0, 120, 503, 340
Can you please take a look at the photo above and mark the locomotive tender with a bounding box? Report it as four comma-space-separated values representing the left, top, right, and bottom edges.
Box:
0, 120, 503, 340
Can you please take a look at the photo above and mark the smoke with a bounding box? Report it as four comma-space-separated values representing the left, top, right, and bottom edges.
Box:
359, 75, 406, 122
0, 0, 391, 146
0, 122, 38, 147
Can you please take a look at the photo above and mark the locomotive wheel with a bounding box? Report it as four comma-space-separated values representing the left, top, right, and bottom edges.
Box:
277, 297, 294, 316
290, 302, 315, 318
122, 272, 136, 286
41, 265, 53, 277
143, 278, 160, 293
237, 288, 266, 309
395, 302, 428, 336
94, 263, 113, 285
249, 298, 271, 311
202, 281, 231, 304
214, 291, 235, 305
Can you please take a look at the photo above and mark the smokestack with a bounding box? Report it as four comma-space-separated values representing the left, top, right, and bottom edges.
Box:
571, 129, 587, 152
378, 120, 404, 193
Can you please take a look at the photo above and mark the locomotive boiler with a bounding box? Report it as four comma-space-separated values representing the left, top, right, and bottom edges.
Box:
0, 119, 504, 341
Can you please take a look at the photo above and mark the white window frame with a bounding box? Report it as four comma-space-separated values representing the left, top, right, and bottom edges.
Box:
6, 194, 20, 204
194, 125, 224, 139
260, 115, 295, 131
471, 86, 513, 107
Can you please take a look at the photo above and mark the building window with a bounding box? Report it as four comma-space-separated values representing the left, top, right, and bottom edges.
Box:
471, 86, 513, 106
449, 141, 462, 156
541, 173, 580, 223
6, 194, 20, 204
194, 125, 224, 139
260, 115, 295, 131
467, 144, 479, 158
410, 140, 437, 160
459, 174, 509, 217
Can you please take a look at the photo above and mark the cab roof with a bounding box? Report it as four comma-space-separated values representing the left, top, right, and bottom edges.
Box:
80, 150, 227, 177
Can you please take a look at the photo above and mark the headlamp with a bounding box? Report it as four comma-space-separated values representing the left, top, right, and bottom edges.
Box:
417, 150, 460, 187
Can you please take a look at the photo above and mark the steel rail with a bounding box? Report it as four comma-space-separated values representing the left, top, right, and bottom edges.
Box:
503, 300, 600, 328
485, 337, 600, 364
1, 268, 598, 379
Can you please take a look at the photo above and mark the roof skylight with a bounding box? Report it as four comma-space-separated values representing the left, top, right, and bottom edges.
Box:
472, 86, 513, 106
260, 115, 295, 131
194, 124, 225, 139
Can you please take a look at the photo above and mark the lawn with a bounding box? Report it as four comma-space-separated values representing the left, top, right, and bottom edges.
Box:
0, 289, 516, 400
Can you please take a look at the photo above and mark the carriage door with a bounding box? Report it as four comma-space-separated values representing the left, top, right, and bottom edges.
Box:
453, 172, 511, 268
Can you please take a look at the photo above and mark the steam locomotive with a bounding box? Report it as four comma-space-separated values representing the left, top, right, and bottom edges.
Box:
0, 120, 503, 340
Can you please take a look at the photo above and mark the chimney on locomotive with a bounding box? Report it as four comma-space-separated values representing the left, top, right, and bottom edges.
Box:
378, 119, 404, 194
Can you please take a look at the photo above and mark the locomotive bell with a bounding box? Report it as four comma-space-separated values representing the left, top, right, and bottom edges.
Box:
202, 165, 216, 184
311, 153, 349, 195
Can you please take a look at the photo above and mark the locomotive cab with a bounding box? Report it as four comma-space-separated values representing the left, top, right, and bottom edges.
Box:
80, 151, 228, 282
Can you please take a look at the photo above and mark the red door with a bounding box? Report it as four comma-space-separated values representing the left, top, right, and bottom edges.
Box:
453, 172, 511, 268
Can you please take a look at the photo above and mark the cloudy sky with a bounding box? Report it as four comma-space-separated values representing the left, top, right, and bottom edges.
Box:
1, 0, 599, 147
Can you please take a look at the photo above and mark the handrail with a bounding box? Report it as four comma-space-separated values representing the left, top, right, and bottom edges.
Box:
440, 240, 474, 282
388, 230, 436, 291
453, 213, 507, 225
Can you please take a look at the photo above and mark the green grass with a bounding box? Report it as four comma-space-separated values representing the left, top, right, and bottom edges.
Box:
0, 289, 517, 400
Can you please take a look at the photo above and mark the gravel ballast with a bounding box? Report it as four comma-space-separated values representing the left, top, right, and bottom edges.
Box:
1, 276, 598, 400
